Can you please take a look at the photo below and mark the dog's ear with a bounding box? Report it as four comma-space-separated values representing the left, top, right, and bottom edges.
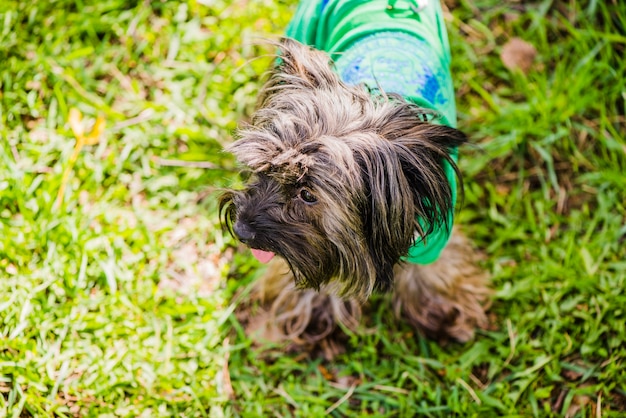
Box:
390, 122, 466, 235
359, 102, 467, 290
379, 102, 467, 237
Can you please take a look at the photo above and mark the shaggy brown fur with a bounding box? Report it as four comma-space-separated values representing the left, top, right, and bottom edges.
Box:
220, 39, 490, 343
245, 228, 488, 348
392, 230, 490, 341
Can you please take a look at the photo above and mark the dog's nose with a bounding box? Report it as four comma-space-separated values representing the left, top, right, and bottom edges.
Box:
233, 221, 256, 243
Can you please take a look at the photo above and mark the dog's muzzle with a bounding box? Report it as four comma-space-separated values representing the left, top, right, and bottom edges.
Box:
233, 220, 256, 244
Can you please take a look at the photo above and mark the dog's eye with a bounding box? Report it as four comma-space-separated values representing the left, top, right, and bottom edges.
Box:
298, 188, 317, 204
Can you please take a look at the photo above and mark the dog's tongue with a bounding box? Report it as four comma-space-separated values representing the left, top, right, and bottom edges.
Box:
251, 249, 275, 264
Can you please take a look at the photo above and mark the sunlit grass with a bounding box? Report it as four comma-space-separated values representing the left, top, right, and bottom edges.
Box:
1, 0, 625, 416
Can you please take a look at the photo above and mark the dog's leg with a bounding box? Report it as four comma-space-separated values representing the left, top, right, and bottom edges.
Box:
247, 258, 362, 349
392, 230, 490, 342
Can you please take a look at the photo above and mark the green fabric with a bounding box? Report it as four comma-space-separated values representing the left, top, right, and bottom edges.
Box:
285, 0, 458, 265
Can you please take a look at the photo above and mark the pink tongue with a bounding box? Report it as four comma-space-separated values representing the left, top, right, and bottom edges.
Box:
251, 249, 275, 264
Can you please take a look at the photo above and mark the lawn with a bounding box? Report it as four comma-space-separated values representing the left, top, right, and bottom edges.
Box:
0, 0, 625, 416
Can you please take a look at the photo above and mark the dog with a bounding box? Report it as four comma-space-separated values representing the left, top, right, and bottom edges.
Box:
220, 0, 489, 347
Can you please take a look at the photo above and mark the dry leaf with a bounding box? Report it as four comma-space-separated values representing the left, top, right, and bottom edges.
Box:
85, 116, 106, 145
68, 107, 85, 139
501, 37, 537, 74
318, 364, 334, 380
55, 108, 106, 208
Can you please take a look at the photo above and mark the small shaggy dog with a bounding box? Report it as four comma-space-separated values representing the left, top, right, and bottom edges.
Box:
220, 0, 489, 346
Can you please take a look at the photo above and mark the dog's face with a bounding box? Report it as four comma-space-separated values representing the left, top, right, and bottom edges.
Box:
220, 39, 466, 300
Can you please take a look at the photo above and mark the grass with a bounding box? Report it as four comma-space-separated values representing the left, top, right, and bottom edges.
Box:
0, 0, 624, 416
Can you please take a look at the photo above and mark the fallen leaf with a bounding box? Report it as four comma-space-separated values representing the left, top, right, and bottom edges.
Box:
55, 108, 106, 209
68, 107, 85, 140
318, 364, 334, 380
501, 37, 537, 74
84, 116, 106, 145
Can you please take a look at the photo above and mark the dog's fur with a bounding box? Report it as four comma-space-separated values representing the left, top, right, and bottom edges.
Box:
220, 39, 489, 344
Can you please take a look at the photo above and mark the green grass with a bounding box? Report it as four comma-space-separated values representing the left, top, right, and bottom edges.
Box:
1, 0, 624, 416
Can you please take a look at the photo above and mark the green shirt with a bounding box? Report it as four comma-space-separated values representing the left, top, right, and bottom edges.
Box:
286, 0, 458, 264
